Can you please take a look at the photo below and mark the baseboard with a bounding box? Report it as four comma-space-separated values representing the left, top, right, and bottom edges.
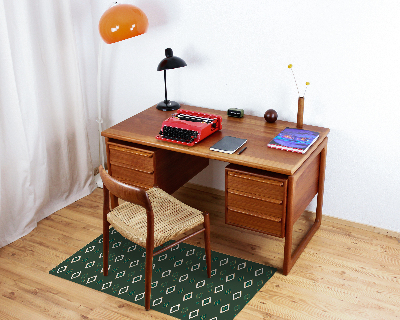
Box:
182, 183, 400, 240
322, 215, 400, 239
94, 173, 103, 189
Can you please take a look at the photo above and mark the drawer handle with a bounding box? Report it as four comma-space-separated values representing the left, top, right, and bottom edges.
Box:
110, 145, 153, 158
228, 190, 282, 205
229, 207, 282, 222
228, 172, 283, 187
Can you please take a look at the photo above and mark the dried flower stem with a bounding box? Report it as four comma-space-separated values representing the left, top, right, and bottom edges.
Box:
290, 68, 299, 96
288, 64, 310, 97
303, 81, 310, 97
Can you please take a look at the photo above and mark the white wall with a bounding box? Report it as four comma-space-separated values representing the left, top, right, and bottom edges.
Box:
80, 0, 400, 233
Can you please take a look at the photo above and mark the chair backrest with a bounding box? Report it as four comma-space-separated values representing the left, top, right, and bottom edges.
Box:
99, 165, 152, 212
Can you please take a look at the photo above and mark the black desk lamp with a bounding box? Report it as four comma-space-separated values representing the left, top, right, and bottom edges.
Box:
156, 48, 187, 111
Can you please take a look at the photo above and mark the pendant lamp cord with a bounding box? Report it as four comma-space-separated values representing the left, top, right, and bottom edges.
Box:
96, 40, 105, 171
96, 1, 118, 174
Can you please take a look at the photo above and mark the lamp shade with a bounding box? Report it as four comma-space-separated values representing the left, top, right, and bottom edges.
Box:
157, 48, 187, 71
99, 4, 148, 44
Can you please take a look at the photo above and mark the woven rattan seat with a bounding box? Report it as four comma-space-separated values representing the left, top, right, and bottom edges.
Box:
107, 187, 204, 247
99, 166, 211, 311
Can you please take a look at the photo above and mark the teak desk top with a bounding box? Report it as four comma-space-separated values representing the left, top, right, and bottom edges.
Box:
102, 104, 330, 176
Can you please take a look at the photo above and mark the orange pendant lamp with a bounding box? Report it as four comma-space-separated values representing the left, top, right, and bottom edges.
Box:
99, 3, 148, 44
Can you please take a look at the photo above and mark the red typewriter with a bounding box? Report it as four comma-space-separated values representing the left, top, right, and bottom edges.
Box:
156, 109, 222, 146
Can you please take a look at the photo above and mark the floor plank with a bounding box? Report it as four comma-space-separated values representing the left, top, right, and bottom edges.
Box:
0, 185, 399, 319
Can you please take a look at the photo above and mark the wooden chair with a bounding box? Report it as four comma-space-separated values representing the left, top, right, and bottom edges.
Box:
99, 166, 211, 311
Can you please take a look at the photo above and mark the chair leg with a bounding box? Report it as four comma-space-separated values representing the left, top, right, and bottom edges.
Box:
145, 242, 154, 311
103, 219, 110, 276
203, 212, 212, 278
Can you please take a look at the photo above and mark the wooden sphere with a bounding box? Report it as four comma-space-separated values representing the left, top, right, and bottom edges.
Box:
264, 109, 278, 123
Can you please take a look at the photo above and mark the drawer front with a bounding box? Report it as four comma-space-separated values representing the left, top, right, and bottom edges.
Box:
109, 144, 154, 173
226, 208, 283, 237
226, 170, 285, 201
111, 164, 154, 190
227, 191, 284, 221
225, 164, 287, 238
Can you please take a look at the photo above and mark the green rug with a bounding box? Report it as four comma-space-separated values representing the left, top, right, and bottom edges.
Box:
50, 228, 276, 319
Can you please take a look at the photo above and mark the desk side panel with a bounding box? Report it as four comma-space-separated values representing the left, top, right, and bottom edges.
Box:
290, 139, 327, 222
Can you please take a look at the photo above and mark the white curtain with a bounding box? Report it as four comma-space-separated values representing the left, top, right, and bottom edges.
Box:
0, 0, 96, 247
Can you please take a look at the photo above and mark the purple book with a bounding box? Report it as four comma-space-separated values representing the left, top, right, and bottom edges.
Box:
267, 127, 319, 154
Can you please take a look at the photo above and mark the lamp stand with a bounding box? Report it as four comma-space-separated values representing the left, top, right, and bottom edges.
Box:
157, 70, 180, 111
95, 40, 106, 188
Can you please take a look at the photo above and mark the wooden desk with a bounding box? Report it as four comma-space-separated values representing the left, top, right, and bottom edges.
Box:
102, 104, 329, 275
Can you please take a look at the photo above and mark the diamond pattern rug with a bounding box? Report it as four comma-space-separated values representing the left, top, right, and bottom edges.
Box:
50, 228, 276, 319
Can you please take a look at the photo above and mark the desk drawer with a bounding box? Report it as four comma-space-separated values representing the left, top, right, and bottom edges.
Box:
109, 143, 154, 173
226, 170, 285, 201
111, 164, 154, 190
226, 208, 283, 236
227, 190, 283, 221
225, 164, 287, 238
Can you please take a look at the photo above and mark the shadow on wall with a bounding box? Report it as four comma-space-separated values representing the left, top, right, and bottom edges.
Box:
136, 0, 174, 29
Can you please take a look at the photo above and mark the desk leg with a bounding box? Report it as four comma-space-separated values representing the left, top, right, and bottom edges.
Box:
283, 144, 327, 275
105, 137, 119, 209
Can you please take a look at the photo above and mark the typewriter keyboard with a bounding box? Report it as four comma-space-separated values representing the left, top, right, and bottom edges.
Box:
159, 126, 199, 144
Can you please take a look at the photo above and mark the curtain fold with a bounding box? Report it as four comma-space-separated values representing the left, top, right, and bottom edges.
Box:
0, 0, 96, 247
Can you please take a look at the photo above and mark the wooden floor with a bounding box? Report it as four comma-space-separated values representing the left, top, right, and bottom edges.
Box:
1, 184, 400, 320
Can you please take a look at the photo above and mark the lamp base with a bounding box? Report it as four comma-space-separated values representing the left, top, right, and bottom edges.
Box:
156, 100, 180, 111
